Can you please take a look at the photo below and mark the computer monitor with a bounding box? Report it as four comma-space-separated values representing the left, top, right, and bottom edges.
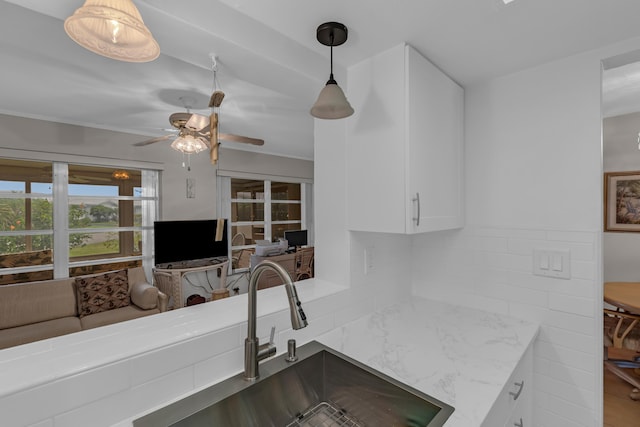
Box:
284, 229, 308, 249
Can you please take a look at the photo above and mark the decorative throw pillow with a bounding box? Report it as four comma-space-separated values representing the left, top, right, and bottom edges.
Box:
75, 270, 130, 317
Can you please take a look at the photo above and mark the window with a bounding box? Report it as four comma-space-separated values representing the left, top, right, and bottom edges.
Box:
0, 158, 159, 284
219, 175, 312, 271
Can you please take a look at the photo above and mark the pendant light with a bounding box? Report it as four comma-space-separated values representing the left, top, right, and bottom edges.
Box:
111, 169, 130, 180
310, 22, 354, 120
64, 0, 160, 63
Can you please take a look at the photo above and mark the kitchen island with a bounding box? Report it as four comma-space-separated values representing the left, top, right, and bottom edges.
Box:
315, 298, 539, 427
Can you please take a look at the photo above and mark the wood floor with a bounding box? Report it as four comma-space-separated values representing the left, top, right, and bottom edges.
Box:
604, 367, 640, 426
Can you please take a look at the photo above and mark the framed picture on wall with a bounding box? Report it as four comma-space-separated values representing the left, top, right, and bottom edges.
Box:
604, 171, 640, 232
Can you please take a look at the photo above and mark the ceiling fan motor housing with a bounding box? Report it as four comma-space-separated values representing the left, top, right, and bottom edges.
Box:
169, 112, 193, 129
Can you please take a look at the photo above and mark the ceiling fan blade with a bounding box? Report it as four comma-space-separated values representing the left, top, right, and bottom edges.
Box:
219, 133, 264, 146
133, 134, 174, 146
185, 113, 210, 131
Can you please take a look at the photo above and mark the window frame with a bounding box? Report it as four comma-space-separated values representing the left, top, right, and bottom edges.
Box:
0, 151, 161, 282
217, 171, 313, 273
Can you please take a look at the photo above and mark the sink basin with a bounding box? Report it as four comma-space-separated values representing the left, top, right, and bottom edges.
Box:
134, 341, 454, 427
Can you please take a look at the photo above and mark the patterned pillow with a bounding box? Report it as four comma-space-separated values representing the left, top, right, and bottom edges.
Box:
75, 270, 130, 317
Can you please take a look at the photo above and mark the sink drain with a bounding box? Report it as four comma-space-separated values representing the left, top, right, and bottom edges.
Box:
286, 402, 363, 427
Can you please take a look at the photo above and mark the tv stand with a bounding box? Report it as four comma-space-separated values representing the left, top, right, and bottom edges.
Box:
153, 257, 229, 309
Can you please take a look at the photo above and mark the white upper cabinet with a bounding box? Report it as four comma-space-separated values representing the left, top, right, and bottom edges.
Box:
346, 43, 464, 234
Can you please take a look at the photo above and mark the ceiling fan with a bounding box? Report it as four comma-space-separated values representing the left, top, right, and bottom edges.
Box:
133, 107, 264, 157
134, 58, 264, 165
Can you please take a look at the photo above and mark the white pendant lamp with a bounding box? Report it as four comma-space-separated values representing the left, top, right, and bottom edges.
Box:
310, 22, 354, 120
64, 0, 160, 63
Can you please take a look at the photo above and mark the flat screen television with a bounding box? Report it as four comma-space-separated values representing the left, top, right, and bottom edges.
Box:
154, 219, 228, 265
284, 229, 308, 249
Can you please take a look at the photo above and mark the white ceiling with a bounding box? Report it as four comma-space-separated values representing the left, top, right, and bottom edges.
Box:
2, 0, 640, 161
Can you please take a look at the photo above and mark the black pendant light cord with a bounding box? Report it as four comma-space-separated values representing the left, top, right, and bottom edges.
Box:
328, 32, 337, 84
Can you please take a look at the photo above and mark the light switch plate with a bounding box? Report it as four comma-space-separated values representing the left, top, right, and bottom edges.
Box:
533, 249, 571, 279
364, 246, 375, 275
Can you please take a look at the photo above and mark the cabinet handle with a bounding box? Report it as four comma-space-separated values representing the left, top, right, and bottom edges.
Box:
509, 380, 524, 400
412, 192, 420, 226
513, 417, 523, 427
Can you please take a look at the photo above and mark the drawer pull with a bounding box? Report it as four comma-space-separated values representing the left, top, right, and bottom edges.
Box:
509, 380, 524, 400
513, 417, 523, 427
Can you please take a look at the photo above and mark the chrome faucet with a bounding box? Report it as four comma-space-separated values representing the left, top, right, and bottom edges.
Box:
244, 260, 308, 380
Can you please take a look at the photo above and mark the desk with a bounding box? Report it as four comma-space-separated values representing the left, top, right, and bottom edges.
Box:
250, 247, 314, 289
153, 258, 229, 309
605, 282, 640, 314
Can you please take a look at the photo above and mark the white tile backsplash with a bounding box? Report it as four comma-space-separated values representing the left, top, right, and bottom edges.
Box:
193, 347, 243, 389
535, 338, 596, 375
129, 366, 195, 415
540, 387, 598, 427
411, 225, 601, 426
129, 324, 240, 386
549, 293, 595, 317
536, 357, 595, 391
53, 380, 137, 427
538, 324, 596, 355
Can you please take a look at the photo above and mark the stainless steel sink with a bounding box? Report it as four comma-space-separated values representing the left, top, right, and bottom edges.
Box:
134, 341, 454, 427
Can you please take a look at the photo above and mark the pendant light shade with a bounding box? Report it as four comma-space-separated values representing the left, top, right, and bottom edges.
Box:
310, 80, 354, 119
64, 0, 160, 63
310, 22, 354, 120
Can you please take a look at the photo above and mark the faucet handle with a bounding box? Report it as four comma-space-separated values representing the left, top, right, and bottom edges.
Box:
256, 326, 277, 364
269, 326, 276, 346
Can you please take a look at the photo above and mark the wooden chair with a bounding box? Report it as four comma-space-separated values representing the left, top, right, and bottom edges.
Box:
153, 270, 177, 310
231, 233, 246, 269
604, 308, 640, 400
294, 247, 314, 281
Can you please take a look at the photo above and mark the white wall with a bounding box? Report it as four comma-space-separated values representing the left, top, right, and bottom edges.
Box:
313, 119, 350, 286
602, 112, 640, 282
407, 38, 640, 426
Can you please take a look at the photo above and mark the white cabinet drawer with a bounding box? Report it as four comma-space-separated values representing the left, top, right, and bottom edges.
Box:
482, 343, 533, 427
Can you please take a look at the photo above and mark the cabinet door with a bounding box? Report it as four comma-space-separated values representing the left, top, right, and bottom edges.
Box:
406, 45, 464, 233
347, 43, 407, 233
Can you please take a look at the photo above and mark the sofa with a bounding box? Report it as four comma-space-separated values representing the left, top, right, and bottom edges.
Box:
0, 267, 168, 349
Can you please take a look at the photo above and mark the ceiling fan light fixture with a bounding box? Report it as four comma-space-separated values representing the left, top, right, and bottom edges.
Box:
64, 0, 160, 63
310, 22, 354, 120
170, 134, 208, 154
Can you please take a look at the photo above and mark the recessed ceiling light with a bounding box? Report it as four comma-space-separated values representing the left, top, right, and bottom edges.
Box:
503, 0, 517, 4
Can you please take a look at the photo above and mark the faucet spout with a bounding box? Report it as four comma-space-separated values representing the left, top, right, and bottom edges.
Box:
244, 260, 308, 380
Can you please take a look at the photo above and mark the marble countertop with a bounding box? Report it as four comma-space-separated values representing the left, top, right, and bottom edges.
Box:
315, 298, 540, 427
